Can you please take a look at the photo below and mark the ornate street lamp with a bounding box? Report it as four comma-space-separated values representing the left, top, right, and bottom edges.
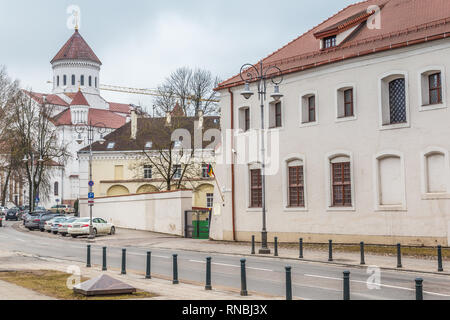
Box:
75, 121, 107, 239
239, 61, 283, 254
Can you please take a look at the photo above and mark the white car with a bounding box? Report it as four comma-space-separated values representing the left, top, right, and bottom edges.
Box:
68, 217, 115, 238
0, 207, 8, 216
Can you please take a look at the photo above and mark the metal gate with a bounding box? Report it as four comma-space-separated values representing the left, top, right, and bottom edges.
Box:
185, 209, 211, 239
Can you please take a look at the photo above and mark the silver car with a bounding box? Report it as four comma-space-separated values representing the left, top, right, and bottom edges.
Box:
46, 217, 68, 234
0, 206, 8, 216
57, 217, 79, 237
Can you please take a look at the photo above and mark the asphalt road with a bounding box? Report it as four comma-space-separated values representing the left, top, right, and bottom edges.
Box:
1, 221, 450, 300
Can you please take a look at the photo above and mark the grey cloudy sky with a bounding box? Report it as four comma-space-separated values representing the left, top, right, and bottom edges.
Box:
0, 0, 355, 109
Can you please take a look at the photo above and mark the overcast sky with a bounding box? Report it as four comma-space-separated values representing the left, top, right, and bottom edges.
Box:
0, 0, 355, 110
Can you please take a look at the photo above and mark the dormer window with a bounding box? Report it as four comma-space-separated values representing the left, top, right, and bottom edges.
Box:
107, 142, 115, 149
145, 141, 153, 149
324, 36, 337, 49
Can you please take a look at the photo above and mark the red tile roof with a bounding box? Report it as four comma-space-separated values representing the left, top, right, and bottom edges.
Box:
24, 91, 69, 107
51, 109, 72, 126
217, 0, 450, 90
109, 102, 132, 114
88, 108, 127, 129
51, 29, 102, 65
70, 90, 90, 106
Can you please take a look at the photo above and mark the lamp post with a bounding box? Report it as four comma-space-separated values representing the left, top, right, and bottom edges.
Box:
75, 122, 106, 239
240, 61, 283, 254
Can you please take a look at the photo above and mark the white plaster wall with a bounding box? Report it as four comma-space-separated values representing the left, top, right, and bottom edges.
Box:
52, 60, 100, 95
211, 39, 450, 245
79, 190, 192, 236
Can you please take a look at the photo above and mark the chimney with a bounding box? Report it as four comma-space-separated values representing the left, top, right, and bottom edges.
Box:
130, 107, 137, 140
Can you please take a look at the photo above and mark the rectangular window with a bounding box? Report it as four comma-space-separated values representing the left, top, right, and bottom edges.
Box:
173, 165, 182, 179
144, 165, 152, 179
429, 73, 442, 105
206, 193, 214, 208
250, 169, 262, 208
202, 164, 209, 178
324, 36, 337, 49
244, 108, 250, 132
275, 102, 282, 128
332, 162, 352, 207
308, 96, 316, 123
344, 89, 354, 117
288, 166, 305, 207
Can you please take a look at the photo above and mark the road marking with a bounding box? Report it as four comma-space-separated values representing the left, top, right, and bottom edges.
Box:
189, 260, 273, 272
304, 274, 450, 297
128, 252, 170, 259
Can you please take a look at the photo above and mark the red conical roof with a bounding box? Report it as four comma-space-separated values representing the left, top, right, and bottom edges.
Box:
51, 29, 102, 65
70, 90, 90, 106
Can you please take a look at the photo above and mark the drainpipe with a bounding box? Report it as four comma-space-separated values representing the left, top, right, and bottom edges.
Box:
228, 88, 236, 241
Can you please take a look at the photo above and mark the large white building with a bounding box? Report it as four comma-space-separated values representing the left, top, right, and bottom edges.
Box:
211, 0, 450, 246
26, 27, 133, 208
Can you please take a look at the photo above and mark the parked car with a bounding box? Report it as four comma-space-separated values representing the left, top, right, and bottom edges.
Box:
24, 211, 51, 231
68, 217, 115, 238
57, 217, 79, 237
38, 213, 64, 232
47, 217, 68, 234
0, 206, 8, 216
50, 205, 75, 214
0, 217, 3, 227
44, 216, 66, 232
5, 208, 21, 221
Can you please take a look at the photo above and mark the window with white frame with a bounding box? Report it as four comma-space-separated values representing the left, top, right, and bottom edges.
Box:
375, 154, 405, 209
380, 74, 408, 127
420, 70, 444, 107
173, 165, 182, 179
337, 87, 355, 119
301, 94, 317, 124
206, 193, 214, 208
143, 165, 152, 179
330, 156, 352, 207
269, 102, 282, 128
250, 168, 262, 208
287, 160, 305, 208
239, 107, 250, 132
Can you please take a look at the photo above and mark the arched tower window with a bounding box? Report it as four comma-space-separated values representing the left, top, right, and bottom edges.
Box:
56, 76, 60, 87
71, 75, 76, 86
54, 182, 59, 196
80, 75, 84, 86
89, 76, 92, 87
63, 75, 67, 86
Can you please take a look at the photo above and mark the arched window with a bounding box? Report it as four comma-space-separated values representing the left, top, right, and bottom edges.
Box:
89, 76, 92, 87
71, 74, 75, 86
326, 151, 355, 210
374, 152, 406, 210
80, 75, 84, 86
287, 159, 305, 208
56, 76, 60, 87
95, 77, 98, 88
63, 75, 67, 86
54, 182, 59, 196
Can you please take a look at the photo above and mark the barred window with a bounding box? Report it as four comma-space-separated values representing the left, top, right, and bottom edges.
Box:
288, 166, 305, 207
429, 73, 442, 105
389, 78, 406, 124
250, 169, 262, 208
332, 162, 352, 207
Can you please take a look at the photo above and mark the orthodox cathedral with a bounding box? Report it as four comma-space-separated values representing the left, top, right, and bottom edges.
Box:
26, 27, 134, 207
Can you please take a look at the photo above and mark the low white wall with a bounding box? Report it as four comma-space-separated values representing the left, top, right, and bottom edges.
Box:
79, 190, 192, 237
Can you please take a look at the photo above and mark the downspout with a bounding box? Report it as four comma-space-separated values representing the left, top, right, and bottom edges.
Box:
228, 88, 236, 241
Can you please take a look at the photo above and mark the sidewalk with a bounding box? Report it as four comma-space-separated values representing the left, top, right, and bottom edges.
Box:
0, 250, 279, 300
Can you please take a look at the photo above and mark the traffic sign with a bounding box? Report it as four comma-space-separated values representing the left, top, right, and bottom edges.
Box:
88, 192, 95, 199
88, 199, 94, 206
88, 181, 94, 187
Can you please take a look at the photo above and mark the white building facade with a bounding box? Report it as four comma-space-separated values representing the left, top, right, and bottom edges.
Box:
211, 0, 450, 246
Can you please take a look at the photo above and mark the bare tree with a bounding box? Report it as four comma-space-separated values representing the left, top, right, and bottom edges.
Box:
153, 67, 220, 117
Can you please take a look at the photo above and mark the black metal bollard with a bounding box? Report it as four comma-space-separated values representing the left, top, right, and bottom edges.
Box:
86, 245, 91, 268
360, 242, 366, 265
121, 249, 126, 275
102, 247, 107, 271
146, 251, 152, 279
397, 243, 402, 268
438, 245, 444, 272
415, 278, 424, 300
285, 266, 292, 300
240, 259, 248, 296
274, 237, 279, 257
343, 271, 350, 300
173, 254, 179, 284
299, 238, 304, 259
251, 235, 255, 255
205, 257, 212, 290
328, 240, 333, 262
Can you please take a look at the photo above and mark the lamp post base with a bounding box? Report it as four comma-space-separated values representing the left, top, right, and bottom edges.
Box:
259, 231, 271, 254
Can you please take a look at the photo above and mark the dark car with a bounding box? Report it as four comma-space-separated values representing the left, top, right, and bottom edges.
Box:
38, 213, 65, 232
5, 208, 21, 221
24, 211, 49, 230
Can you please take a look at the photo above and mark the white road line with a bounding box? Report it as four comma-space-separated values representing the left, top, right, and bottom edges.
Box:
189, 260, 273, 272
304, 274, 450, 297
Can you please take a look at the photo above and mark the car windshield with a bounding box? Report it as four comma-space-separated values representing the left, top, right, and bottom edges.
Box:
65, 218, 77, 223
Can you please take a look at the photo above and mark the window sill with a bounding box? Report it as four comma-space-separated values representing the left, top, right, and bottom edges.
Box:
419, 103, 447, 112
327, 206, 355, 212
375, 205, 407, 212
284, 207, 308, 213
422, 193, 450, 200
335, 116, 357, 123
379, 122, 410, 131
299, 121, 319, 128
246, 208, 263, 213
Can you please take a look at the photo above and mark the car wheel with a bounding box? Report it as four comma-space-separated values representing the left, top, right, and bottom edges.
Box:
26, 227, 31, 231
93, 228, 97, 237
109, 227, 116, 235
47, 230, 51, 233
61, 233, 66, 237
40, 229, 44, 232
53, 231, 58, 235
71, 235, 78, 238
